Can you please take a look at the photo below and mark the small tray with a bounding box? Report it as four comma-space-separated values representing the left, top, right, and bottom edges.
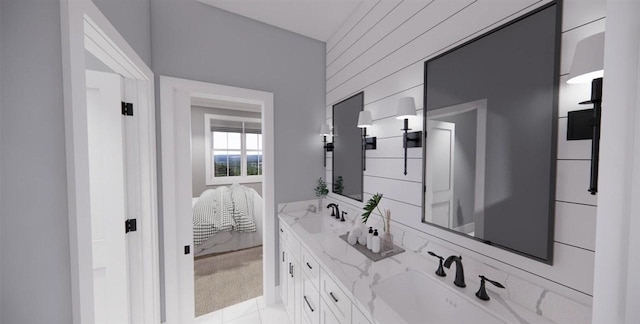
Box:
339, 234, 405, 262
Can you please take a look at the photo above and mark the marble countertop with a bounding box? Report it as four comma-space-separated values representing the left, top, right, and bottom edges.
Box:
278, 209, 553, 324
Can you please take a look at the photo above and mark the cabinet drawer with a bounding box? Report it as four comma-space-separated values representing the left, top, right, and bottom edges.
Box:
352, 304, 372, 324
279, 223, 288, 243
320, 268, 351, 323
320, 299, 345, 324
281, 223, 301, 262
302, 247, 320, 289
302, 272, 320, 324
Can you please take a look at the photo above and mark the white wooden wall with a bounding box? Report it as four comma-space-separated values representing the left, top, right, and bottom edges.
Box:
325, 0, 605, 301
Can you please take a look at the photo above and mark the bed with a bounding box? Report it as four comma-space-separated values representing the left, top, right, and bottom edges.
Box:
192, 185, 263, 257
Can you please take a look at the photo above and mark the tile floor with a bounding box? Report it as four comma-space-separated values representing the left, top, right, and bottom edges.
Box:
194, 296, 291, 324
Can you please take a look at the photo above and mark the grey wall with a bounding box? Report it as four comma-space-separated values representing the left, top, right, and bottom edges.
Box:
151, 1, 326, 209
92, 0, 151, 67
436, 110, 477, 229
151, 0, 325, 318
191, 105, 262, 197
0, 0, 152, 323
0, 1, 71, 323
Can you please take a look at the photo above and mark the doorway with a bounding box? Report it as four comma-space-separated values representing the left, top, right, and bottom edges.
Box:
424, 99, 487, 237
191, 101, 265, 317
61, 2, 160, 323
160, 76, 276, 324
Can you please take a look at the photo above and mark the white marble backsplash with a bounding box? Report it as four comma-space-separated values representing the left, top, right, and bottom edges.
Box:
279, 199, 592, 324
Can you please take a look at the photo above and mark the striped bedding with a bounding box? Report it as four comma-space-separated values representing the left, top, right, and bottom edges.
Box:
192, 185, 257, 247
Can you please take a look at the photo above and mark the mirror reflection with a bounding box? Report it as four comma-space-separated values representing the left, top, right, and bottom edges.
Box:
425, 100, 487, 237
332, 92, 364, 202
422, 4, 559, 262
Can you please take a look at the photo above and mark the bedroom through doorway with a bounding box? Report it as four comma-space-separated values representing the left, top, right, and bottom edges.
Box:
190, 97, 266, 317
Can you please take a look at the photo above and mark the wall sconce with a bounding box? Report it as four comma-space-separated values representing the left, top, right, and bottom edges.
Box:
320, 123, 334, 167
566, 32, 604, 195
357, 110, 377, 171
396, 97, 422, 175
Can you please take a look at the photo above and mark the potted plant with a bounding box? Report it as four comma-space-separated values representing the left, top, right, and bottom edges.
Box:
314, 178, 329, 211
361, 193, 393, 252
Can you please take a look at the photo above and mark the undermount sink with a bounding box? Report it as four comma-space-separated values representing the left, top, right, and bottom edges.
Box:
372, 270, 506, 324
296, 215, 337, 234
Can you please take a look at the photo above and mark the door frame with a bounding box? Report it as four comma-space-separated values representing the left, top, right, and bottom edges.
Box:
159, 76, 276, 324
60, 1, 160, 323
424, 99, 487, 235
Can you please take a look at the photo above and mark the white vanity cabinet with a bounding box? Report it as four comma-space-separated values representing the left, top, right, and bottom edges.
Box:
320, 299, 342, 324
279, 237, 288, 306
280, 223, 302, 324
301, 271, 320, 324
279, 220, 373, 324
319, 268, 351, 323
351, 305, 372, 324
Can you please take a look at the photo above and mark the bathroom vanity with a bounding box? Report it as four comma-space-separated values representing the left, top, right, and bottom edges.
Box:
278, 208, 552, 324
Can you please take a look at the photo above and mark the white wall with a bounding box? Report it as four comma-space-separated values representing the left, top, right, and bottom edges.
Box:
324, 0, 605, 322
592, 1, 640, 323
0, 0, 152, 323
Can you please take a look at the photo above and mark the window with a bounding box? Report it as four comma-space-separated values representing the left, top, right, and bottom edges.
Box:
205, 114, 262, 185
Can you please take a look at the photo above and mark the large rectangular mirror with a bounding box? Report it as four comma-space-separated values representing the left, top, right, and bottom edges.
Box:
332, 92, 364, 202
422, 3, 560, 263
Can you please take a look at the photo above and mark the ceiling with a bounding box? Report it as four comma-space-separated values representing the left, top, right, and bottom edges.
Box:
197, 0, 371, 42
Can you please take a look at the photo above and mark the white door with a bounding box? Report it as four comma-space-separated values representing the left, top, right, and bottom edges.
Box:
86, 70, 130, 324
425, 120, 455, 228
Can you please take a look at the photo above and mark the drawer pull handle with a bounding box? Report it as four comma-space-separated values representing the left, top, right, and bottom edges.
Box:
329, 292, 339, 303
303, 296, 314, 312
280, 228, 283, 233
282, 251, 285, 262
306, 262, 313, 269
291, 264, 294, 278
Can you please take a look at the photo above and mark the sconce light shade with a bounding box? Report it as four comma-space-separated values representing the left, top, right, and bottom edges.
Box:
396, 97, 417, 119
320, 123, 331, 136
567, 32, 604, 84
357, 111, 373, 128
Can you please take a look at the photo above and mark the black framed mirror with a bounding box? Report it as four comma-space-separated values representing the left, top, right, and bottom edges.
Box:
332, 92, 364, 202
422, 2, 560, 263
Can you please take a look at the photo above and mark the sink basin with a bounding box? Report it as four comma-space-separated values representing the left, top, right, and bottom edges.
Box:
296, 216, 337, 234
372, 270, 506, 324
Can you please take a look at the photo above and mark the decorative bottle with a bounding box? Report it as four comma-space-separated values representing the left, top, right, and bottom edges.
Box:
372, 229, 381, 253
367, 227, 374, 250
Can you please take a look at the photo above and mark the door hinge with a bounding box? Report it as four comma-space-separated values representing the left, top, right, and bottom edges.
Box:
121, 101, 134, 116
125, 219, 137, 233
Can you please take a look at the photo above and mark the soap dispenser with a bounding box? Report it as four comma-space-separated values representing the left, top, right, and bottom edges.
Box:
372, 229, 381, 253
367, 227, 374, 250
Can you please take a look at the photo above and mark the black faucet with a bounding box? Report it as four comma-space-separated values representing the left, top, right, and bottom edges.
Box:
326, 203, 340, 219
444, 255, 466, 288
475, 275, 505, 301
427, 251, 446, 277
340, 211, 347, 222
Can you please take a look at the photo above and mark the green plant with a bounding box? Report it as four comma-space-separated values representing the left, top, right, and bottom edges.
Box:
333, 176, 344, 194
314, 178, 329, 197
362, 193, 391, 232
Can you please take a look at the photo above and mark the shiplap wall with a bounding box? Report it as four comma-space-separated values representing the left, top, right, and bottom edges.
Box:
325, 0, 605, 303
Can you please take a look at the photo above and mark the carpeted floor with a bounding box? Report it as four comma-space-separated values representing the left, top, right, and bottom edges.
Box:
194, 246, 263, 317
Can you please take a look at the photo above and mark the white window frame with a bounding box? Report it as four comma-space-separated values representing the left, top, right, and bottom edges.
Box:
204, 114, 263, 185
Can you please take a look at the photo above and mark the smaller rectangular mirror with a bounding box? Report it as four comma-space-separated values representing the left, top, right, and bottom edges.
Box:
332, 92, 364, 202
